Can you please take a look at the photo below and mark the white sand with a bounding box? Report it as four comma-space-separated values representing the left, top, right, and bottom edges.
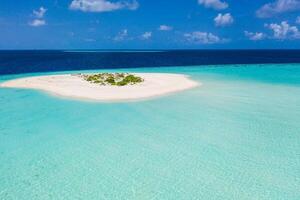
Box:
0, 73, 200, 102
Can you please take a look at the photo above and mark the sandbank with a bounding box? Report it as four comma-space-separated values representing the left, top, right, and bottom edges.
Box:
0, 73, 200, 102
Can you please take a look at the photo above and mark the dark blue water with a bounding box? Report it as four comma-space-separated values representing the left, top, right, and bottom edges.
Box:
1, 50, 300, 75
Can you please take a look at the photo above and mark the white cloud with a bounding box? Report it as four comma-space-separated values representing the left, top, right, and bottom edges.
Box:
159, 25, 173, 31
296, 16, 300, 24
33, 7, 47, 18
256, 0, 300, 18
29, 19, 46, 27
244, 31, 266, 40
265, 21, 300, 39
69, 0, 139, 12
198, 0, 228, 10
29, 7, 47, 27
214, 13, 233, 27
114, 29, 128, 41
184, 31, 225, 44
141, 32, 152, 40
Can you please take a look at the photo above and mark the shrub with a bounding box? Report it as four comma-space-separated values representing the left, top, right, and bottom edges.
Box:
83, 73, 143, 86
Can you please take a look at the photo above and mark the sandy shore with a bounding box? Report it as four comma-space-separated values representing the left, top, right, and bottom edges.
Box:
0, 73, 200, 101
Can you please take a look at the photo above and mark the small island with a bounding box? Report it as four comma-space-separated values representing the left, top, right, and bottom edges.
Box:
0, 73, 200, 102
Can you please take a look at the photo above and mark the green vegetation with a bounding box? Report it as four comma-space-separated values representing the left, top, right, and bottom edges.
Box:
81, 73, 144, 86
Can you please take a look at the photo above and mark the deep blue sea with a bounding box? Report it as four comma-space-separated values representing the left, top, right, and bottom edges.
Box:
0, 51, 300, 199
2, 50, 300, 75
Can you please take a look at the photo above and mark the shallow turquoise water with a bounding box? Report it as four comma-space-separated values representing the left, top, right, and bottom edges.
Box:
0, 64, 300, 200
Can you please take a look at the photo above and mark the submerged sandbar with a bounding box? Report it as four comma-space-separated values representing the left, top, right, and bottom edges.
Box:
0, 73, 200, 102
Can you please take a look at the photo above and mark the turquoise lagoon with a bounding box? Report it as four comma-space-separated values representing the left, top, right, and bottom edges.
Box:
0, 64, 300, 199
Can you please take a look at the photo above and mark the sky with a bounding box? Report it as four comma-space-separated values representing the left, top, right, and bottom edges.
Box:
1, 0, 300, 49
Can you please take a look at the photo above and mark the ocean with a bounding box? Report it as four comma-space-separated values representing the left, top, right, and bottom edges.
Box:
0, 51, 300, 199
2, 50, 300, 75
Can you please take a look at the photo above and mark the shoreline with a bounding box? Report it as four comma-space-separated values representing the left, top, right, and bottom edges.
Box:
0, 73, 200, 102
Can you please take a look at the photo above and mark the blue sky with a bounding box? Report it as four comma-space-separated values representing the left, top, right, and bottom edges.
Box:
1, 0, 300, 49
